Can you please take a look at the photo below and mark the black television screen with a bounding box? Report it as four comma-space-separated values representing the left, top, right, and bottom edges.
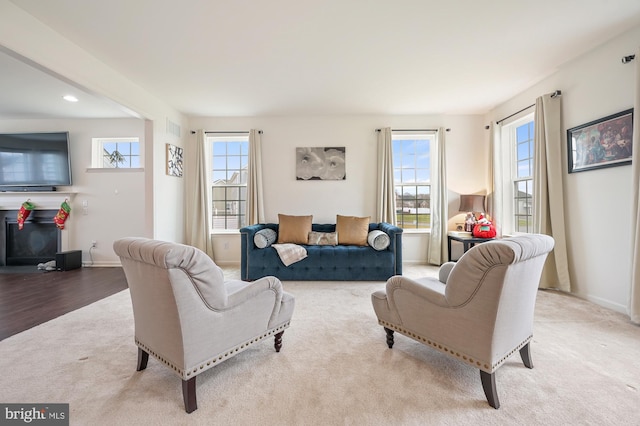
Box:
0, 132, 72, 189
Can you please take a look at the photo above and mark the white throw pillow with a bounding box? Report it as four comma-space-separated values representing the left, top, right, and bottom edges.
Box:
367, 230, 390, 251
254, 228, 277, 249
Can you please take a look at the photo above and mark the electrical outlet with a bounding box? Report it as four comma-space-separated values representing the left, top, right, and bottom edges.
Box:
91, 240, 97, 248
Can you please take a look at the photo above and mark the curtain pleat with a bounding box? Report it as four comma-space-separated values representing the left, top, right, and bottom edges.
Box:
247, 129, 265, 225
185, 130, 214, 258
629, 47, 640, 324
428, 128, 448, 265
376, 127, 396, 224
533, 95, 571, 291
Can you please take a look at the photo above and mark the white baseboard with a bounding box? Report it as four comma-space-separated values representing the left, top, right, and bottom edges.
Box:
580, 294, 628, 315
82, 261, 122, 268
85, 260, 242, 268
214, 261, 241, 267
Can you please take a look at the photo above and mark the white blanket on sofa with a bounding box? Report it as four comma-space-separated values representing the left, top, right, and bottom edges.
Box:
272, 244, 308, 266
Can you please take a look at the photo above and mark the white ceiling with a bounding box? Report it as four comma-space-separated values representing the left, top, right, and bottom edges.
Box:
4, 0, 640, 119
0, 48, 138, 119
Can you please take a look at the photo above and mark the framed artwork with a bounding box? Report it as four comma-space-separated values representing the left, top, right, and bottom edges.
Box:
166, 143, 183, 177
567, 109, 633, 173
296, 147, 346, 180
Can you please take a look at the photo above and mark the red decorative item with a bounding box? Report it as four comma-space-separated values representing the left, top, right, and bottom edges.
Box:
17, 200, 35, 230
472, 214, 497, 238
53, 199, 71, 230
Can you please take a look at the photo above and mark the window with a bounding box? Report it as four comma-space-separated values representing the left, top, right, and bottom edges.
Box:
91, 138, 140, 168
210, 135, 249, 230
392, 132, 433, 229
513, 120, 534, 233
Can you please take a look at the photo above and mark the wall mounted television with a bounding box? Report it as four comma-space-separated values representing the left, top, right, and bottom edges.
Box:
0, 132, 72, 191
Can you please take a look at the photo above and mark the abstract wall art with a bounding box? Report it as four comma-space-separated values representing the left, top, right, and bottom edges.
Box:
166, 143, 184, 177
296, 147, 346, 180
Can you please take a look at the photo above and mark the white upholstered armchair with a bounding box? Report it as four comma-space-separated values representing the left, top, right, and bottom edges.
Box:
371, 234, 554, 408
113, 237, 295, 413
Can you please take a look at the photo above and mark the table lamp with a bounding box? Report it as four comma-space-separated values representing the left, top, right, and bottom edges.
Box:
459, 194, 485, 232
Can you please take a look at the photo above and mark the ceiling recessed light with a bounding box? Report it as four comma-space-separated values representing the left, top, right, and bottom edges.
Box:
63, 95, 79, 102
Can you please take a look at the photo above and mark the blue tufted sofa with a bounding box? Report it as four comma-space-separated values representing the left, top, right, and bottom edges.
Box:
240, 223, 402, 281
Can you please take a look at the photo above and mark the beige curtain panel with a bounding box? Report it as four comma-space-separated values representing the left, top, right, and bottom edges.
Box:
185, 129, 214, 258
376, 127, 396, 224
247, 129, 265, 225
629, 47, 640, 324
487, 122, 503, 237
428, 128, 448, 266
533, 94, 571, 291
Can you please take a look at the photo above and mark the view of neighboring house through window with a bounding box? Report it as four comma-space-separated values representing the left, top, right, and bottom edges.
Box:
512, 119, 534, 233
392, 131, 433, 229
210, 135, 249, 230
91, 138, 140, 168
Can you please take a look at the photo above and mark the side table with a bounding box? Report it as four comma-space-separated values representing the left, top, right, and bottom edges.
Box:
447, 234, 495, 262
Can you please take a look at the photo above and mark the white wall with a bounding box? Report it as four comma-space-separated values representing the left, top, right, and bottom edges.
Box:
486, 24, 640, 313
0, 118, 146, 265
188, 114, 488, 264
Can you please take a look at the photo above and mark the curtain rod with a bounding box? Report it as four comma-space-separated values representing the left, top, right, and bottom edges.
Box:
495, 90, 562, 125
375, 128, 451, 132
190, 130, 262, 134
622, 54, 636, 64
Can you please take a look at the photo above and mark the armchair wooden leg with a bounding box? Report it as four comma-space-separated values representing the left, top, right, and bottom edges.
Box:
274, 331, 284, 352
480, 370, 500, 409
519, 343, 533, 369
384, 327, 394, 348
182, 377, 197, 413
136, 348, 149, 371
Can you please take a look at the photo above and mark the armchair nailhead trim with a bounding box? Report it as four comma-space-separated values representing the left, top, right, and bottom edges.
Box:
378, 320, 532, 373
135, 321, 290, 380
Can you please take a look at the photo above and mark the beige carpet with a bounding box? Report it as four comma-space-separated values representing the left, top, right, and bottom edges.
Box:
1, 265, 639, 425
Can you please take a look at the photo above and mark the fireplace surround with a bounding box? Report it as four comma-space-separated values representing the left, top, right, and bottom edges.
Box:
0, 209, 60, 266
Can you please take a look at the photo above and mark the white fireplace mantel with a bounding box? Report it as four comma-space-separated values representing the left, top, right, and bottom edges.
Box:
0, 192, 77, 211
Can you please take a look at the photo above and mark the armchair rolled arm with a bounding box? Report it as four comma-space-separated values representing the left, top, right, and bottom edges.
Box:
225, 275, 284, 326
438, 262, 456, 284
226, 276, 283, 308
385, 275, 449, 309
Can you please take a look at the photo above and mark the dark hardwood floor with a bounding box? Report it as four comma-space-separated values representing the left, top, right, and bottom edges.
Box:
0, 267, 128, 341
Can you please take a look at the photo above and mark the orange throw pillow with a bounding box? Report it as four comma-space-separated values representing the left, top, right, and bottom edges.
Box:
336, 215, 370, 246
277, 214, 313, 244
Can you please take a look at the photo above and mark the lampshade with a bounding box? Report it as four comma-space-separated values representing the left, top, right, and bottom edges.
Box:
459, 194, 485, 213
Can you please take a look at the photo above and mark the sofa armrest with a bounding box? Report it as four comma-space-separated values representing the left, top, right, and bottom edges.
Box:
240, 224, 278, 280
378, 222, 403, 275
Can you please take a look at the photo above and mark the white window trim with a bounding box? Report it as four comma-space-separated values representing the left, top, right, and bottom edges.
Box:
392, 131, 435, 232
90, 137, 142, 170
209, 135, 249, 231
85, 167, 144, 173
